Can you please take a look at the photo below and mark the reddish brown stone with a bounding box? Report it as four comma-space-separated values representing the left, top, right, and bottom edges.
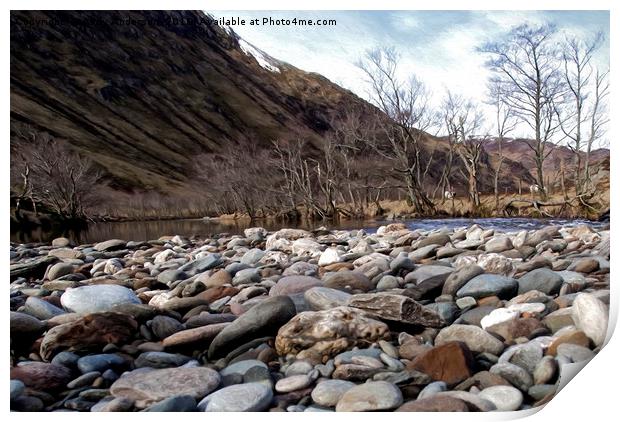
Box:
477, 296, 502, 307
572, 258, 599, 273
199, 270, 232, 288
196, 286, 239, 303
10, 362, 72, 391
397, 396, 469, 412
40, 312, 137, 360
319, 262, 354, 277
408, 341, 474, 386
162, 322, 230, 348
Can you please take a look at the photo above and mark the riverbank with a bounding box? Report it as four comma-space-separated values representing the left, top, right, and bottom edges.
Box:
11, 214, 609, 245
10, 222, 610, 412
10, 189, 611, 233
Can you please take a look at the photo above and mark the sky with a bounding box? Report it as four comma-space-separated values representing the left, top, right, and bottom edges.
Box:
207, 10, 610, 139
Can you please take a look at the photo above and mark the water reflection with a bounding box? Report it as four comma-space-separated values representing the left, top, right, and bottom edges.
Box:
10, 216, 607, 245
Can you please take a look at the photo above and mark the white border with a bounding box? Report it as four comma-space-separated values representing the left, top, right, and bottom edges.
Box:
3, 1, 616, 421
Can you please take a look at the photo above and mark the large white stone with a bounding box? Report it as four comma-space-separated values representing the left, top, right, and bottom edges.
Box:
61, 285, 140, 314
481, 308, 520, 330
318, 248, 342, 266
479, 385, 523, 411
571, 293, 609, 346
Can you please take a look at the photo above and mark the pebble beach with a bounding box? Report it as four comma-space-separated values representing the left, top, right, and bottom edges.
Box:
9, 222, 610, 412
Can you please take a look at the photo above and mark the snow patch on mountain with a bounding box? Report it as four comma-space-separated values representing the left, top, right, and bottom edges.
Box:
238, 39, 281, 73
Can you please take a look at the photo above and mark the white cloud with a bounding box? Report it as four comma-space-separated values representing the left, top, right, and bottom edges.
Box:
206, 10, 609, 139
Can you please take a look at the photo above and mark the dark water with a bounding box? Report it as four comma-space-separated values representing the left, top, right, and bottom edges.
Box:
10, 216, 608, 245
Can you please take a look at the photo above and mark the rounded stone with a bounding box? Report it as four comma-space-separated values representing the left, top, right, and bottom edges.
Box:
134, 352, 191, 368
311, 379, 356, 407
335, 381, 403, 412
269, 276, 323, 297
61, 285, 141, 314
208, 296, 296, 360
47, 262, 74, 280
304, 287, 351, 310
51, 351, 80, 368
110, 367, 220, 408
284, 360, 314, 377
376, 275, 400, 290
517, 268, 563, 295
479, 385, 523, 411
556, 343, 594, 362
52, 237, 71, 247
232, 268, 261, 286
571, 293, 608, 346
481, 308, 520, 330
150, 315, 184, 339
442, 265, 485, 296
23, 296, 66, 320
417, 381, 447, 399
10, 311, 45, 337
275, 374, 313, 393
397, 396, 469, 412
219, 359, 267, 378
319, 248, 342, 266
10, 362, 73, 391
533, 356, 557, 385
77, 354, 126, 374
198, 382, 273, 412
489, 363, 533, 392
322, 271, 373, 293
435, 324, 505, 355
409, 342, 474, 386
67, 371, 101, 389
485, 236, 513, 253
10, 379, 25, 400
240, 248, 266, 266
456, 274, 518, 300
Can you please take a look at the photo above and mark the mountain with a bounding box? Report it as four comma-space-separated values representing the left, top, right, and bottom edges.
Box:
481, 138, 609, 190
10, 10, 373, 191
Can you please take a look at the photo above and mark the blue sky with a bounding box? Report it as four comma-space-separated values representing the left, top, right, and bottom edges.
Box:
208, 10, 610, 137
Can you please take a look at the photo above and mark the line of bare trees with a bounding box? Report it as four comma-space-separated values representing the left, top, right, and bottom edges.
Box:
479, 24, 609, 201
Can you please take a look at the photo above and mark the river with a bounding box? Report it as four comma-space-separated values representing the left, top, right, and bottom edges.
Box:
10, 217, 608, 245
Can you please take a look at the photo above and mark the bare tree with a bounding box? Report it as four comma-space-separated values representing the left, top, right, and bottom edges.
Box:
356, 47, 435, 214
10, 130, 103, 220
557, 32, 603, 194
326, 108, 366, 216
583, 68, 609, 192
442, 92, 486, 210
271, 138, 332, 219
194, 138, 276, 219
487, 82, 518, 211
436, 100, 457, 204
479, 24, 565, 199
